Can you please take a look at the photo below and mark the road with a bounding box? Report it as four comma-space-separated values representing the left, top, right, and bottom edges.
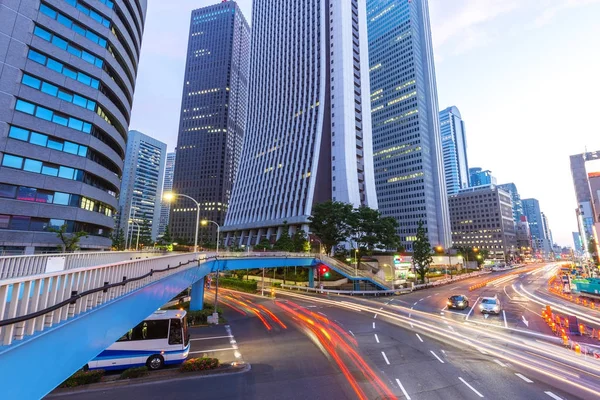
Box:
48, 264, 598, 399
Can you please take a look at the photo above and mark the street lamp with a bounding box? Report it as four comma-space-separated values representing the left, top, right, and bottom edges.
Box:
163, 192, 200, 253
129, 219, 140, 251
201, 219, 221, 323
435, 246, 450, 278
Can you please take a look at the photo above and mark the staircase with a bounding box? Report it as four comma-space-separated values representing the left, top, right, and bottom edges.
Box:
317, 255, 390, 290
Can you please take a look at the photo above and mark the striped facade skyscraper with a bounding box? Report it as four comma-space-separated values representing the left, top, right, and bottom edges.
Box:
0, 0, 146, 254
223, 0, 378, 245
439, 106, 469, 195
170, 1, 250, 245
367, 0, 451, 250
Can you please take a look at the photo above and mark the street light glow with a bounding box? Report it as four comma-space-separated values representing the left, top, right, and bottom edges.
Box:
163, 192, 175, 202
201, 220, 208, 226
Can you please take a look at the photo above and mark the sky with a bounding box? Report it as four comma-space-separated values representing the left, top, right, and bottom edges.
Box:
129, 0, 600, 247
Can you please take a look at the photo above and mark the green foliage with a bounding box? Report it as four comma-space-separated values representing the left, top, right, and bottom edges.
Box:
291, 230, 310, 253
138, 218, 152, 247
412, 220, 433, 284
255, 238, 272, 251
111, 228, 125, 251
180, 358, 219, 372
48, 224, 88, 252
59, 369, 104, 388
235, 270, 246, 280
309, 201, 354, 254
160, 225, 173, 246
218, 277, 257, 293
273, 221, 294, 251
119, 366, 149, 380
347, 207, 400, 267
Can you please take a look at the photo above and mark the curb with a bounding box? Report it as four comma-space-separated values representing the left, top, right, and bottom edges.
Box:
46, 363, 251, 397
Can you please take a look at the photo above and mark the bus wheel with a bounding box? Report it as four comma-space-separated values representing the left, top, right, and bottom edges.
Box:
146, 355, 164, 370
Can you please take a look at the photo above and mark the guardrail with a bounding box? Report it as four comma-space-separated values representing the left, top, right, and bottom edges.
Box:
280, 284, 412, 296
316, 255, 390, 288
0, 250, 168, 280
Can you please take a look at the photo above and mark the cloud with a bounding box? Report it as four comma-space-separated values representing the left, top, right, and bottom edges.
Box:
531, 0, 600, 28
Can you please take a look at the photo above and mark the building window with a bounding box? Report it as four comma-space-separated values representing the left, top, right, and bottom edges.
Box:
33, 25, 104, 68
14, 99, 92, 134
9, 126, 89, 157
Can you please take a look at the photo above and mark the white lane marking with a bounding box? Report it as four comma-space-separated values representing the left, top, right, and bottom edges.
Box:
390, 299, 394, 302
419, 298, 424, 302
413, 302, 418, 306
380, 307, 384, 310
374, 313, 378, 319
459, 377, 484, 398
416, 333, 424, 342
503, 310, 508, 328
190, 335, 233, 341
189, 347, 237, 354
545, 392, 563, 400
396, 379, 411, 400
410, 322, 414, 328
375, 334, 380, 343
442, 305, 448, 311
493, 359, 507, 367
441, 349, 446, 355
448, 325, 455, 332
503, 285, 513, 300
478, 348, 489, 355
373, 322, 376, 329
349, 330, 355, 337
440, 312, 445, 315
381, 351, 390, 365
515, 373, 533, 383
317, 311, 327, 316
409, 313, 412, 318
465, 297, 480, 321
426, 295, 432, 299
430, 350, 445, 363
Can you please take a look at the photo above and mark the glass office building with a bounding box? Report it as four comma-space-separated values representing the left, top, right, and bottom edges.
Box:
0, 0, 147, 254
439, 106, 469, 195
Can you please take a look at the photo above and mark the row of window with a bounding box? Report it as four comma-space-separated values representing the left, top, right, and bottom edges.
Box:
63, 0, 111, 27
0, 183, 114, 217
15, 99, 92, 134
40, 3, 107, 47
9, 126, 88, 158
34, 25, 104, 68
2, 153, 83, 181
28, 49, 100, 89
22, 73, 96, 111
0, 215, 108, 237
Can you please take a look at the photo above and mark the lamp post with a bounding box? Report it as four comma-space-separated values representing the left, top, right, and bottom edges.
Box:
163, 192, 201, 253
129, 219, 140, 251
435, 246, 449, 278
202, 220, 221, 323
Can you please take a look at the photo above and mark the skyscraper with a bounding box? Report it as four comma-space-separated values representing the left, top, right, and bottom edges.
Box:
569, 151, 600, 252
158, 151, 176, 237
171, 1, 250, 245
118, 130, 166, 243
224, 0, 378, 245
439, 106, 469, 195
367, 0, 451, 250
497, 183, 523, 225
522, 198, 551, 257
0, 0, 146, 254
469, 167, 497, 187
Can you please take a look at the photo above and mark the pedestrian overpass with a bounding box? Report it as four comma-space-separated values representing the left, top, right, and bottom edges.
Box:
0, 251, 388, 399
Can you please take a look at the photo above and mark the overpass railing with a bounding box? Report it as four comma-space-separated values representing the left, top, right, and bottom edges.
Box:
0, 250, 167, 280
316, 254, 390, 289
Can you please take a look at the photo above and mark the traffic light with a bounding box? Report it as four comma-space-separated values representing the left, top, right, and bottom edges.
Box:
321, 266, 330, 278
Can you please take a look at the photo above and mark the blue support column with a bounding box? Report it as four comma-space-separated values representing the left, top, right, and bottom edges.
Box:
308, 267, 315, 288
353, 280, 360, 291
190, 277, 205, 311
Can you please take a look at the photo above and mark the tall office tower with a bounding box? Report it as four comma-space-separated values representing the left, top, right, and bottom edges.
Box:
223, 0, 378, 246
498, 183, 523, 225
541, 211, 553, 248
366, 0, 450, 250
569, 151, 600, 253
158, 151, 176, 237
0, 0, 146, 254
118, 130, 166, 243
170, 1, 250, 245
522, 198, 551, 257
573, 232, 583, 254
439, 106, 469, 195
469, 167, 497, 187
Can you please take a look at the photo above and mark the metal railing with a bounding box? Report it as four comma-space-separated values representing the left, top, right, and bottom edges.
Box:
317, 254, 391, 288
412, 270, 491, 290
0, 250, 167, 280
280, 284, 411, 296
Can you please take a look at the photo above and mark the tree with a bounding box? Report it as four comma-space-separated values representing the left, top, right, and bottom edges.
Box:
48, 224, 88, 253
255, 238, 272, 251
292, 230, 310, 253
111, 228, 125, 251
138, 219, 152, 247
273, 222, 294, 252
160, 225, 173, 246
309, 201, 353, 254
412, 220, 433, 284
347, 206, 401, 267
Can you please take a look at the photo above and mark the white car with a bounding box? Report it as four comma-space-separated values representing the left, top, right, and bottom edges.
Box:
479, 296, 501, 315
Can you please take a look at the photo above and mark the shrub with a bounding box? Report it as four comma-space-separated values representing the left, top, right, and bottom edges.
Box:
217, 277, 257, 293
180, 357, 220, 373
59, 369, 105, 388
119, 366, 149, 380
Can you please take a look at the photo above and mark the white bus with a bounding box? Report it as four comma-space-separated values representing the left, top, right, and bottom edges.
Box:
87, 310, 190, 371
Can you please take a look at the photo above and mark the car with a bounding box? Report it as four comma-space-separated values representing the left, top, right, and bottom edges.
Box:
479, 296, 501, 314
447, 295, 469, 310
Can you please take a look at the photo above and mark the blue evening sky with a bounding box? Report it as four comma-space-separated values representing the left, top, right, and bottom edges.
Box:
130, 0, 600, 246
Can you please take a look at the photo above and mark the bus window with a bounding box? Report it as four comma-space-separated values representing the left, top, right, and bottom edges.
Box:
183, 315, 189, 346
117, 329, 132, 342
169, 318, 183, 345
130, 319, 169, 341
